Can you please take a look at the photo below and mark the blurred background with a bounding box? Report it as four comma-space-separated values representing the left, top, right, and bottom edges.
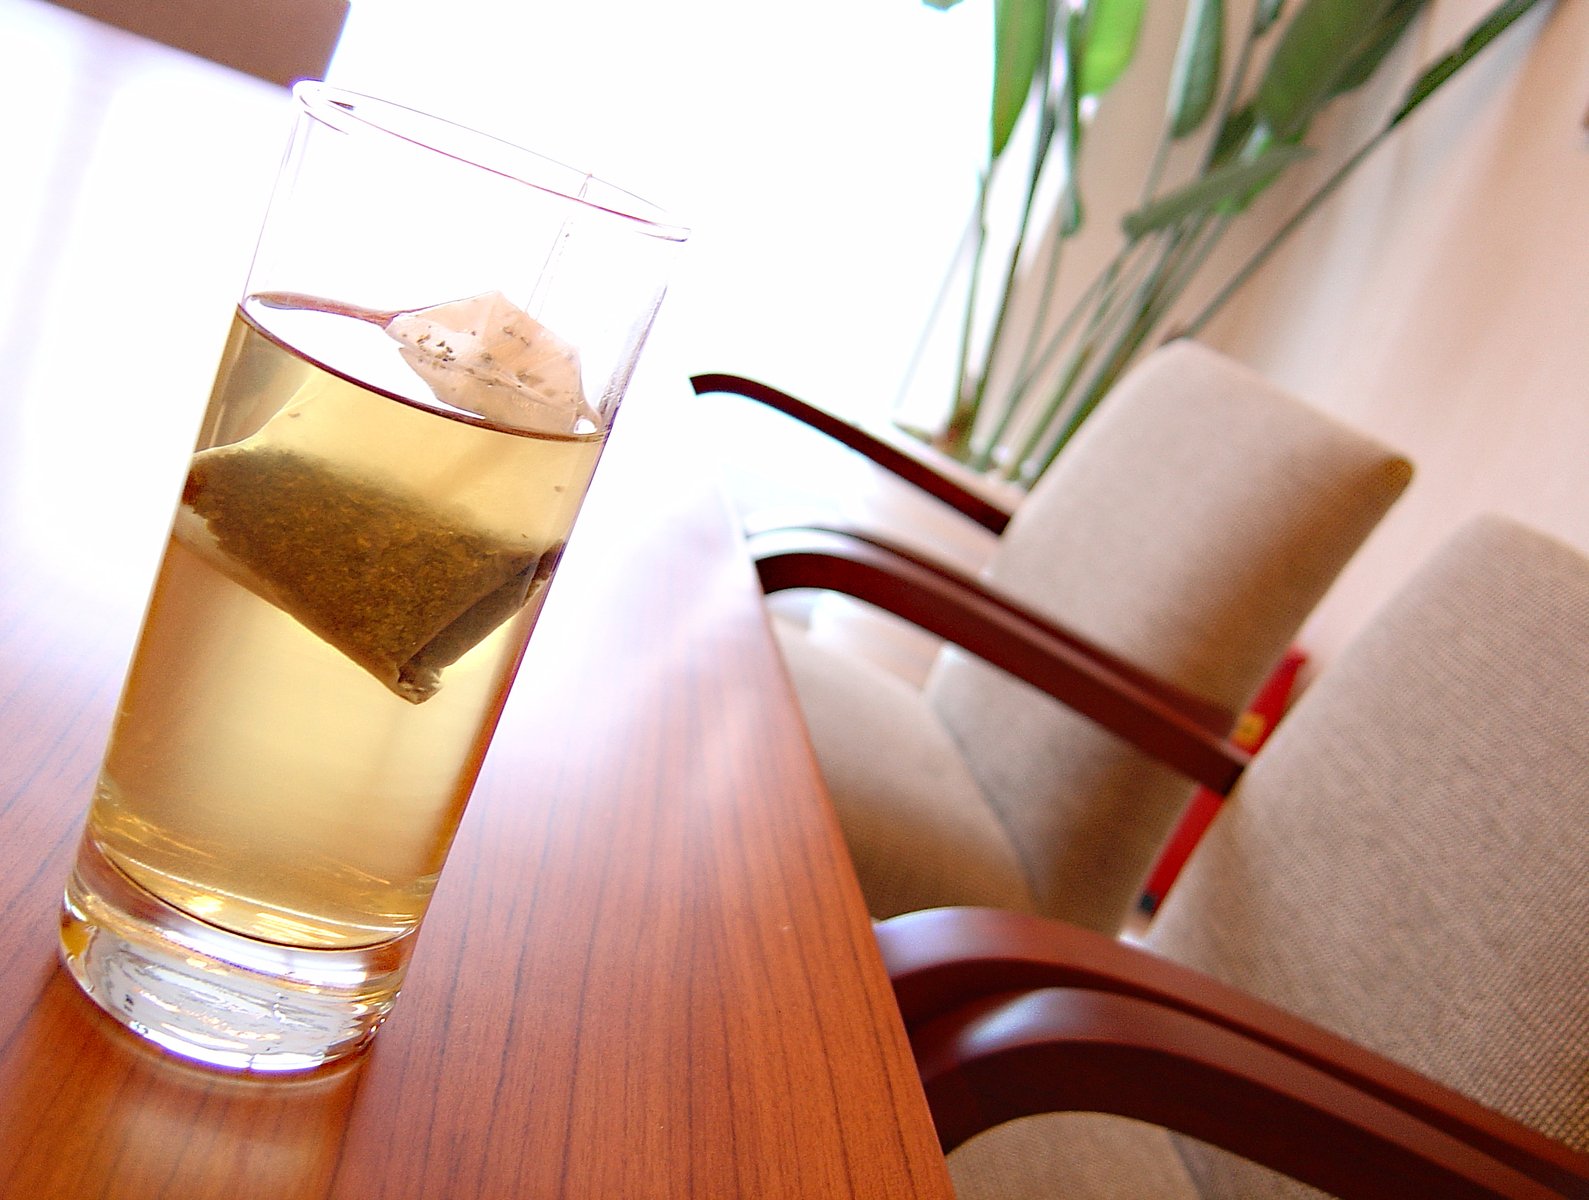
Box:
10, 0, 1587, 673
325, 0, 995, 426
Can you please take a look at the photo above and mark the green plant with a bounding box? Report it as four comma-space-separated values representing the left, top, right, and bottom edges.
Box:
922, 0, 1551, 485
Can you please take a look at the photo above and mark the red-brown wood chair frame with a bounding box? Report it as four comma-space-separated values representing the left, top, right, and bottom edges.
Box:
695, 372, 1250, 797
876, 907, 1589, 1199
692, 372, 1014, 534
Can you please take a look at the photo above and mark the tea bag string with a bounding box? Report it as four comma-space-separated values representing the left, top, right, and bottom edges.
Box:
524, 173, 590, 317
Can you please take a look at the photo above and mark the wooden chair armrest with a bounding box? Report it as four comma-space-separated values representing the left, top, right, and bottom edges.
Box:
878, 908, 1589, 1195
691, 372, 1015, 534
748, 524, 1249, 795
913, 986, 1580, 1198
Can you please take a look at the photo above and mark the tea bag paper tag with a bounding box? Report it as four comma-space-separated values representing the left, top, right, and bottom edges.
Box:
384, 292, 599, 434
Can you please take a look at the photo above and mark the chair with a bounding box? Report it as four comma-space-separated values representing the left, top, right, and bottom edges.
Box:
49, 0, 348, 86
875, 515, 1589, 1198
695, 340, 1413, 934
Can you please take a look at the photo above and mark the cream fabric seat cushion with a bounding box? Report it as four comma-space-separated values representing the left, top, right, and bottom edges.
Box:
949, 1114, 1200, 1200
1144, 515, 1589, 1196
773, 621, 1036, 917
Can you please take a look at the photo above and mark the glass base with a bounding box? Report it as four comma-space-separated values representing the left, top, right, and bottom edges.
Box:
60, 836, 413, 1072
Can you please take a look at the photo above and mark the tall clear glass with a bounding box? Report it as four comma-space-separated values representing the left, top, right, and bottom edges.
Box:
58, 84, 687, 1071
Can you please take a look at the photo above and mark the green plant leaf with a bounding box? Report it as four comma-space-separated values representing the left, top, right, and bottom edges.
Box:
1167, 0, 1224, 138
1331, 0, 1429, 96
1121, 142, 1311, 236
1180, 0, 1549, 346
1392, 0, 1546, 123
1058, 6, 1086, 234
1208, 102, 1257, 168
1252, 0, 1287, 34
921, 0, 964, 9
1255, 0, 1394, 140
991, 0, 1048, 160
1077, 0, 1147, 99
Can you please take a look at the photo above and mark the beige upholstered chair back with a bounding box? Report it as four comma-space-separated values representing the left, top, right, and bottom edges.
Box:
51, 0, 348, 87
925, 341, 1413, 932
1146, 515, 1589, 1194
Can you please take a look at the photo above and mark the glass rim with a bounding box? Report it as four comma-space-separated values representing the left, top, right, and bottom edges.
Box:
291, 81, 690, 244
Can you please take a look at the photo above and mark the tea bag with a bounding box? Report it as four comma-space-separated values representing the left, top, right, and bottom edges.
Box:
178, 450, 558, 702
175, 294, 589, 703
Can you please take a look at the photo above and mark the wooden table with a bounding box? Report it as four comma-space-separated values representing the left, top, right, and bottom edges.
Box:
0, 3, 954, 1195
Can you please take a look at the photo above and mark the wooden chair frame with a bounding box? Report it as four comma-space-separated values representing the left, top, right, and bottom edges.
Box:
696, 372, 1251, 797
877, 907, 1589, 1199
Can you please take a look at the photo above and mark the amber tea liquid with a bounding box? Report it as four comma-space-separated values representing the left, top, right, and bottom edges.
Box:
61, 299, 605, 1067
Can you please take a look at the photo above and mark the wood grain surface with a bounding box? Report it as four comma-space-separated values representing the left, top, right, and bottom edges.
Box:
0, 4, 953, 1194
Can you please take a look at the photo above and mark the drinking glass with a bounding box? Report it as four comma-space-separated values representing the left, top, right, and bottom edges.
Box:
58, 83, 687, 1071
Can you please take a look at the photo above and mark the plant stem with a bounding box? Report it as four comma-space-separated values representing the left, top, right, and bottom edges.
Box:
1033, 239, 1183, 471
989, 231, 1161, 476
955, 152, 1049, 455
972, 233, 1132, 468
1027, 208, 1233, 474
994, 9, 1268, 476
942, 168, 995, 452
992, 110, 1080, 449
947, 0, 1064, 459
1179, 128, 1384, 338
1004, 2, 1283, 479
1201, 4, 1265, 171
895, 208, 982, 437
1010, 232, 1153, 401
